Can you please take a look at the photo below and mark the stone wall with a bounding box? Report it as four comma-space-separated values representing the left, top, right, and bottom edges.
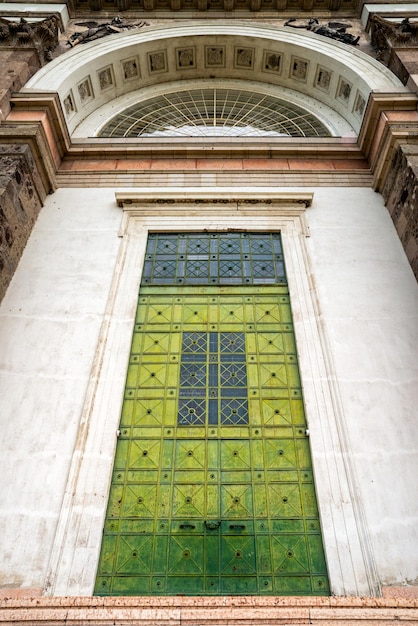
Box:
0, 146, 43, 302
0, 594, 417, 624
0, 50, 40, 121
0, 46, 49, 303
382, 144, 418, 280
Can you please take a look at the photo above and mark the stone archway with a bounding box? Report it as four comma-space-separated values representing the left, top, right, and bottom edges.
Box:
24, 22, 404, 138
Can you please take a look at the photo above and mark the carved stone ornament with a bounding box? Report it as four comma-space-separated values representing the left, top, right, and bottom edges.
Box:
148, 51, 167, 73
264, 51, 282, 73
291, 57, 308, 81
122, 58, 139, 80
316, 67, 331, 91
206, 47, 224, 67
337, 78, 352, 104
370, 15, 418, 62
66, 17, 148, 47
0, 14, 60, 64
235, 47, 253, 68
284, 18, 359, 46
177, 48, 194, 68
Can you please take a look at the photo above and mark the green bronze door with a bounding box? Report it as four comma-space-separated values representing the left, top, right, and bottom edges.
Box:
95, 232, 329, 596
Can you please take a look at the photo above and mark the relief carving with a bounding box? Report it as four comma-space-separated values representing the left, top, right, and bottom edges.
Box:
0, 15, 60, 64
78, 78, 93, 102
291, 57, 308, 81
264, 51, 282, 73
67, 17, 148, 47
122, 58, 139, 80
206, 47, 224, 67
63, 92, 76, 117
98, 67, 114, 90
337, 79, 352, 103
285, 18, 359, 46
353, 93, 366, 117
235, 48, 253, 68
148, 51, 167, 73
316, 67, 331, 91
177, 48, 195, 68
370, 16, 418, 63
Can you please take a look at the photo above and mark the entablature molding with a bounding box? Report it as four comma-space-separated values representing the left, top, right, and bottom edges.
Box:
116, 189, 314, 208
358, 91, 418, 156
356, 91, 418, 190
7, 88, 418, 195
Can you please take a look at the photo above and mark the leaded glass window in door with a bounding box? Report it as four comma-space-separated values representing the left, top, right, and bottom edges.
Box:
94, 232, 329, 596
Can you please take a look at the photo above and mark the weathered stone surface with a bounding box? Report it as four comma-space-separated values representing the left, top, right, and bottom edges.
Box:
0, 15, 60, 64
382, 144, 418, 281
388, 49, 418, 86
0, 50, 40, 120
370, 15, 418, 64
0, 151, 42, 302
0, 595, 417, 624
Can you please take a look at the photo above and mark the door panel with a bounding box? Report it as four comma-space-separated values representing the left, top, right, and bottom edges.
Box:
95, 287, 329, 595
95, 233, 328, 596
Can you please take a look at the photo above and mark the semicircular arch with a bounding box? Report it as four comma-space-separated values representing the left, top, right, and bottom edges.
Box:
25, 21, 405, 137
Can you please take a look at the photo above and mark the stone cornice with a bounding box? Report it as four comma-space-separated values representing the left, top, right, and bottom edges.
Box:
116, 189, 314, 209
0, 121, 57, 196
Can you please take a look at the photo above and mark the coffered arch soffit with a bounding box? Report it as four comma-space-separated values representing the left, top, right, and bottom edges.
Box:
25, 22, 405, 138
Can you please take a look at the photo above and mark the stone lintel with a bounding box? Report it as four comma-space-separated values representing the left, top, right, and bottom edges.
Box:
116, 189, 314, 209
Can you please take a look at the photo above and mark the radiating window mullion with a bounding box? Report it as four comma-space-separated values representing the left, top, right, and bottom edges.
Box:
99, 87, 331, 138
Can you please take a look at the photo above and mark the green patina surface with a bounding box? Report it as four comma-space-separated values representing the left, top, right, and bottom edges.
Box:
95, 234, 329, 596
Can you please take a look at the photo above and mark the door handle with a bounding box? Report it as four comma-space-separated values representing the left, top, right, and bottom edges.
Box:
229, 524, 245, 530
179, 523, 195, 530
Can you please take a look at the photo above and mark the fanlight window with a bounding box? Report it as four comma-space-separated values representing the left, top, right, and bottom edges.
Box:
98, 87, 332, 138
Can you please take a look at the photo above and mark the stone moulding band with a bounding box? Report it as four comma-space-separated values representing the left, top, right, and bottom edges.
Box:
115, 190, 314, 208
0, 594, 417, 624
